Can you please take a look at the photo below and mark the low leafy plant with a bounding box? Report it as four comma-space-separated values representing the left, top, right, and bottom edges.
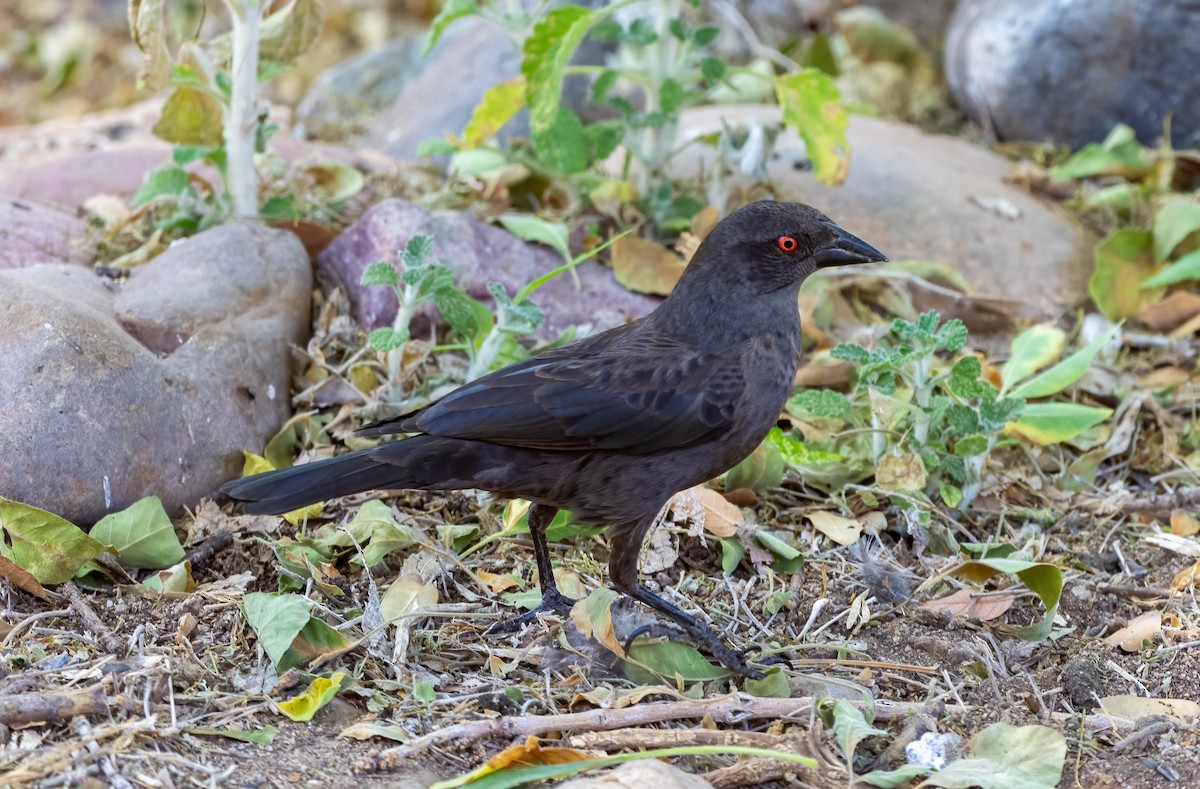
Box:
735, 311, 1116, 514
426, 0, 848, 233
127, 0, 344, 232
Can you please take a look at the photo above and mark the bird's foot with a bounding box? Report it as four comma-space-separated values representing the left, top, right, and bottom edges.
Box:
624, 620, 768, 680
485, 588, 577, 635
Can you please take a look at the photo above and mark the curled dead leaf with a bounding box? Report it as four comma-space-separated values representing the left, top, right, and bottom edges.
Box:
1104, 610, 1163, 651
807, 510, 863, 546
919, 587, 1015, 622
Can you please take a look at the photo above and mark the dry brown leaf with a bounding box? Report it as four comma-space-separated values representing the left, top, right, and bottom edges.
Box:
1171, 511, 1200, 536
1099, 695, 1200, 721
1104, 610, 1163, 651
483, 736, 598, 771
381, 573, 438, 623
695, 487, 743, 538
477, 570, 520, 594
0, 554, 52, 601
1172, 559, 1200, 591
1169, 309, 1200, 339
919, 588, 1015, 622
611, 235, 686, 296
1136, 290, 1200, 332
1139, 367, 1191, 390
807, 510, 863, 546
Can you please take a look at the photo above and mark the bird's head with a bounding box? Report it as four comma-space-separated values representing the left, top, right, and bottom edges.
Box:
677, 200, 887, 295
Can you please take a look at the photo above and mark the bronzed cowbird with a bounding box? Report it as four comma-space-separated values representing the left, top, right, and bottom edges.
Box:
221, 200, 886, 676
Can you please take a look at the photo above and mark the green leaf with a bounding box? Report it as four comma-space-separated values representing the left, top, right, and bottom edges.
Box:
304, 162, 364, 204
939, 483, 963, 509
522, 5, 600, 172
1153, 197, 1200, 263
946, 356, 994, 399
413, 678, 436, 704
242, 592, 311, 670
756, 530, 800, 560
693, 25, 720, 45
745, 668, 791, 698
1049, 124, 1152, 181
591, 68, 618, 103
89, 496, 184, 569
860, 764, 930, 787
131, 166, 195, 207
277, 671, 351, 722
360, 262, 399, 288
463, 77, 526, 147
952, 558, 1063, 641
1142, 247, 1200, 287
787, 389, 853, 420
368, 326, 409, 352
719, 538, 746, 574
924, 723, 1066, 789
1089, 229, 1163, 320
496, 214, 571, 262
153, 86, 224, 146
625, 640, 730, 684
659, 77, 684, 114
700, 56, 727, 85
186, 725, 278, 744
260, 195, 300, 221
1006, 402, 1113, 446
953, 435, 989, 457
725, 441, 785, 493
765, 427, 843, 466
435, 287, 486, 342
775, 69, 849, 185
1009, 323, 1120, 399
279, 616, 353, 672
935, 319, 968, 352
829, 699, 886, 763
1000, 324, 1066, 393
0, 496, 105, 584
425, 0, 480, 55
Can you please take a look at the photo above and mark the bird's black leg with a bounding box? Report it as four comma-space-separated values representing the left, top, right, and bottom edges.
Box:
608, 518, 763, 679
486, 504, 576, 635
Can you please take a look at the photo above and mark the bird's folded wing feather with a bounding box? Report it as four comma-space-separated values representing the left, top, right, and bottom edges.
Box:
371, 332, 748, 454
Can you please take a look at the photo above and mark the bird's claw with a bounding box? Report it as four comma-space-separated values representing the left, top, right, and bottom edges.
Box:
486, 588, 576, 635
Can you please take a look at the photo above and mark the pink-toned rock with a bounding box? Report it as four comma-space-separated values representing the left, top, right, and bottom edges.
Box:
316, 199, 660, 339
0, 199, 91, 269
0, 224, 311, 524
0, 145, 172, 208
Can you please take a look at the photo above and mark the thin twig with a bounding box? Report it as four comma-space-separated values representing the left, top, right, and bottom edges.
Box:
62, 583, 123, 655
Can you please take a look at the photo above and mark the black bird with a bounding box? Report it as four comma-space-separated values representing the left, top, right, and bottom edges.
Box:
221, 201, 886, 675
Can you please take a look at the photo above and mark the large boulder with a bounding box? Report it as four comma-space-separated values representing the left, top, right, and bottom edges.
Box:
0, 198, 91, 269
671, 106, 1093, 318
316, 199, 661, 339
946, 0, 1200, 149
0, 224, 311, 524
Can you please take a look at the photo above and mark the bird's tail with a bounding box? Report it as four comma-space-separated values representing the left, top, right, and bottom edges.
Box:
220, 434, 543, 516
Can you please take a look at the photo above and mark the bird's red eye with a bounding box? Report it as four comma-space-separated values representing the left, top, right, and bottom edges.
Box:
777, 235, 798, 253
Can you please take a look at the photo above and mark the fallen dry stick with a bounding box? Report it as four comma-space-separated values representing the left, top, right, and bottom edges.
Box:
372, 695, 937, 768
0, 686, 109, 727
62, 582, 124, 655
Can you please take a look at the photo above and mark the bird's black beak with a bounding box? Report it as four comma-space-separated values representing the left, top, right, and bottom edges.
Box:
810, 223, 887, 268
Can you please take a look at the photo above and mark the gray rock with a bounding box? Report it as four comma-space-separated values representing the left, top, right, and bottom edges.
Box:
672, 106, 1092, 318
315, 199, 660, 339
0, 199, 90, 269
946, 0, 1200, 149
295, 34, 427, 142
0, 224, 311, 524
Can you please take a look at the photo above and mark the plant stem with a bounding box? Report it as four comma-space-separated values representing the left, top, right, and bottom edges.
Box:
387, 286, 421, 393
223, 0, 264, 219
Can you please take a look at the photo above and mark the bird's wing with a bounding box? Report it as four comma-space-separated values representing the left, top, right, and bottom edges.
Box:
372, 331, 748, 454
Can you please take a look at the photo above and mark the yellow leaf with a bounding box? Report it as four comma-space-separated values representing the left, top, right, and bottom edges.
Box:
276, 671, 350, 722
611, 236, 686, 296
381, 573, 439, 622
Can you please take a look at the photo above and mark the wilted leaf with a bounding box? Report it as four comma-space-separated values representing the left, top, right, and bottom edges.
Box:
1000, 324, 1066, 393
129, 0, 172, 90
924, 723, 1065, 789
827, 699, 886, 764
807, 510, 863, 546
464, 77, 527, 147
1099, 695, 1200, 721
0, 496, 105, 584
258, 0, 324, 65
138, 561, 195, 598
277, 671, 351, 722
571, 587, 624, 657
876, 451, 927, 492
694, 487, 743, 537
302, 163, 365, 205
1005, 403, 1113, 445
611, 235, 686, 295
381, 573, 439, 622
1103, 610, 1163, 651
919, 588, 1015, 622
90, 496, 184, 569
280, 616, 353, 671
153, 87, 224, 146
951, 558, 1062, 641
776, 69, 849, 185
340, 721, 411, 742
1089, 229, 1163, 320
